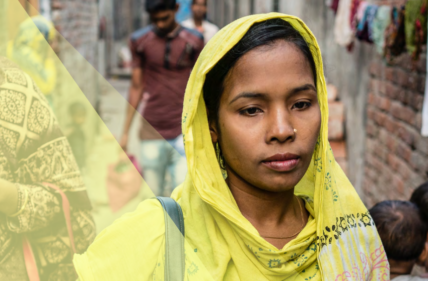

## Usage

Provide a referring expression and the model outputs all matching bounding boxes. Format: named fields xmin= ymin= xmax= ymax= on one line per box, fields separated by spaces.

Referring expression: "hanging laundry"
xmin=422 ymin=17 xmax=428 ymax=137
xmin=384 ymin=6 xmax=406 ymax=60
xmin=372 ymin=6 xmax=392 ymax=55
xmin=350 ymin=0 xmax=362 ymax=30
xmin=405 ymin=0 xmax=428 ymax=60
xmin=331 ymin=0 xmax=341 ymax=14
xmin=334 ymin=0 xmax=354 ymax=46
xmin=356 ymin=1 xmax=369 ymax=23
xmin=356 ymin=4 xmax=379 ymax=43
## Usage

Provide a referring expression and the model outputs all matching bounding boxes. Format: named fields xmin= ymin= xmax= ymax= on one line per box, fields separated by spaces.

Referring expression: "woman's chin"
xmin=255 ymin=180 xmax=300 ymax=193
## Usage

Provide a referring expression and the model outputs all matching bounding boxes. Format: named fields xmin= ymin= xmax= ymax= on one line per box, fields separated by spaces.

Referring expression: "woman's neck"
xmin=226 ymin=168 xmax=308 ymax=249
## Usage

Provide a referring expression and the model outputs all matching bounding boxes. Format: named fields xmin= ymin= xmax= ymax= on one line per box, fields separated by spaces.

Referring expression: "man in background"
xmin=120 ymin=0 xmax=204 ymax=196
xmin=182 ymin=0 xmax=219 ymax=44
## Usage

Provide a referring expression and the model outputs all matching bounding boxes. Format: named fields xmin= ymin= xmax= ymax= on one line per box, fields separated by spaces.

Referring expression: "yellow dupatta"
xmin=7 ymin=16 xmax=57 ymax=96
xmin=74 ymin=13 xmax=388 ymax=281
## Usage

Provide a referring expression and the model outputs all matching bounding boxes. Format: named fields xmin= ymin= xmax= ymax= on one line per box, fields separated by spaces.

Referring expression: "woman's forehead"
xmin=223 ymin=41 xmax=315 ymax=98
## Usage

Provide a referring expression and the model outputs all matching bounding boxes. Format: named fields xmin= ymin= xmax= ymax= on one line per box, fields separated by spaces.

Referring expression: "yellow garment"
xmin=74 ymin=13 xmax=389 ymax=280
xmin=7 ymin=16 xmax=57 ymax=95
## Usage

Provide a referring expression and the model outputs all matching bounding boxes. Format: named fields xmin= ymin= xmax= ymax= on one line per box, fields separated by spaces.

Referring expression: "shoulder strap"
xmin=157 ymin=197 xmax=185 ymax=281
xmin=24 ymin=183 xmax=76 ymax=281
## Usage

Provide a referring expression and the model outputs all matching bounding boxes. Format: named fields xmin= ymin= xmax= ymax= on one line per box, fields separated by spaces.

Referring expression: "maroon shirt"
xmin=129 ymin=25 xmax=204 ymax=140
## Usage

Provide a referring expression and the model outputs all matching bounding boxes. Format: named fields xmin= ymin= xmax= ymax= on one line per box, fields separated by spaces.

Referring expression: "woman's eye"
xmin=240 ymin=107 xmax=262 ymax=116
xmin=292 ymin=101 xmax=311 ymax=110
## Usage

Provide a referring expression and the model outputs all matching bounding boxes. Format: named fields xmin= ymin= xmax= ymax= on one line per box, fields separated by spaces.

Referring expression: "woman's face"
xmin=210 ymin=40 xmax=321 ymax=192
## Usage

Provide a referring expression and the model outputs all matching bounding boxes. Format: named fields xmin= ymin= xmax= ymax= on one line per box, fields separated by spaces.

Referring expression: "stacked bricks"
xmin=363 ymin=51 xmax=428 ymax=207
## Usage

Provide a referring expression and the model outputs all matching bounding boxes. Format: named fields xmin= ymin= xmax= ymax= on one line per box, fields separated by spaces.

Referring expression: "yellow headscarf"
xmin=74 ymin=14 xmax=389 ymax=281
xmin=7 ymin=15 xmax=57 ymax=96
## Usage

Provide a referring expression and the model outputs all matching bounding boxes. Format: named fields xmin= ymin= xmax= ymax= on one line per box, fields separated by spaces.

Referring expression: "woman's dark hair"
xmin=369 ymin=200 xmax=427 ymax=261
xmin=410 ymin=181 xmax=428 ymax=222
xmin=145 ymin=0 xmax=176 ymax=13
xmin=203 ymin=19 xmax=317 ymax=125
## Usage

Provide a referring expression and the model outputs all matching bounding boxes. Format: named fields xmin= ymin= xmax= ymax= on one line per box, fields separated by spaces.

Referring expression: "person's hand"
xmin=119 ymin=134 xmax=129 ymax=152
xmin=0 ymin=179 xmax=19 ymax=216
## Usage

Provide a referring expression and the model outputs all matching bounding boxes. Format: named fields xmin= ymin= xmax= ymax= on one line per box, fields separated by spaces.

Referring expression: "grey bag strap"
xmin=157 ymin=197 xmax=185 ymax=281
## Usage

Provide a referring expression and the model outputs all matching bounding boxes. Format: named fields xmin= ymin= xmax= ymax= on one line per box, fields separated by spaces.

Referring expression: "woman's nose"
xmin=265 ymin=110 xmax=295 ymax=143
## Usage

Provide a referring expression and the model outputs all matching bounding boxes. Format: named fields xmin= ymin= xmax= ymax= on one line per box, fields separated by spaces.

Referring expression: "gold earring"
xmin=294 ymin=129 xmax=297 ymax=133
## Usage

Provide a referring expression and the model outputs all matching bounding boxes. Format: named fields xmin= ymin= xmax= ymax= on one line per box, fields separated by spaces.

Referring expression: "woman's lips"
xmin=261 ymin=153 xmax=300 ymax=172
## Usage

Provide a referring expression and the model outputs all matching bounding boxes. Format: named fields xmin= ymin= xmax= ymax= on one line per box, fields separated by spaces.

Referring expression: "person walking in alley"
xmin=182 ymin=0 xmax=219 ymax=44
xmin=120 ymin=0 xmax=204 ymax=196
xmin=7 ymin=16 xmax=58 ymax=109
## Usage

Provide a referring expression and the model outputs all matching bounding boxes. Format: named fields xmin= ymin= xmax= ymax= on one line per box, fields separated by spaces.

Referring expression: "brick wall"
xmin=364 ymin=50 xmax=428 ymax=207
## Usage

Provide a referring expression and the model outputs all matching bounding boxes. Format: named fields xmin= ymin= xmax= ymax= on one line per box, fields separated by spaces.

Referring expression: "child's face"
xmin=417 ymin=235 xmax=428 ymax=275
xmin=72 ymin=112 xmax=86 ymax=125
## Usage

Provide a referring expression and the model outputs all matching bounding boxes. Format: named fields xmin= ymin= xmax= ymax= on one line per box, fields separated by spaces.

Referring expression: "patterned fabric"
xmin=384 ymin=6 xmax=406 ymax=60
xmin=356 ymin=5 xmax=379 ymax=43
xmin=372 ymin=6 xmax=392 ymax=55
xmin=0 ymin=57 xmax=95 ymax=281
xmin=74 ymin=14 xmax=388 ymax=281
xmin=405 ymin=0 xmax=428 ymax=60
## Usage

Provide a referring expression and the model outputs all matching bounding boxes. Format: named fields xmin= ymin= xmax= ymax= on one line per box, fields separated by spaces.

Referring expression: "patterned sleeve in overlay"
xmin=0 ymin=57 xmax=95 ymax=279
xmin=7 ymin=184 xmax=61 ymax=233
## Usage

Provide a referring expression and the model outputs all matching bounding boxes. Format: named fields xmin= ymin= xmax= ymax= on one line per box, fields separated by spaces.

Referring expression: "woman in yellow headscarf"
xmin=7 ymin=15 xmax=57 ymax=108
xmin=74 ymin=14 xmax=389 ymax=280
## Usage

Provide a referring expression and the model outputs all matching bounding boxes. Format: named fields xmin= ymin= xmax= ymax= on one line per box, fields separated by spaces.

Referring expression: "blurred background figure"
xmin=182 ymin=0 xmax=219 ymax=44
xmin=66 ymin=102 xmax=88 ymax=171
xmin=120 ymin=0 xmax=204 ymax=196
xmin=7 ymin=15 xmax=57 ymax=109
xmin=370 ymin=201 xmax=428 ymax=281
xmin=0 ymin=57 xmax=95 ymax=281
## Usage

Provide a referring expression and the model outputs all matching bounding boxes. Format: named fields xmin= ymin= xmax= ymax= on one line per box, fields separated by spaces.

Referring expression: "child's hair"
xmin=145 ymin=0 xmax=177 ymax=13
xmin=369 ymin=200 xmax=427 ymax=261
xmin=410 ymin=181 xmax=428 ymax=221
